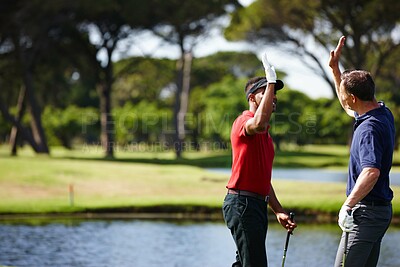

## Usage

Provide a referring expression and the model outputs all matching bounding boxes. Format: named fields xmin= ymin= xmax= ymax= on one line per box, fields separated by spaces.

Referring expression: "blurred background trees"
xmin=0 ymin=0 xmax=399 ymax=158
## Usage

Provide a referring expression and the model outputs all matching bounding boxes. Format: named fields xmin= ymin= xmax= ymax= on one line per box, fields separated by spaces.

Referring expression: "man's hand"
xmin=262 ymin=52 xmax=277 ymax=83
xmin=338 ymin=205 xmax=354 ymax=232
xmin=329 ymin=36 xmax=346 ymax=69
xmin=276 ymin=212 xmax=297 ymax=232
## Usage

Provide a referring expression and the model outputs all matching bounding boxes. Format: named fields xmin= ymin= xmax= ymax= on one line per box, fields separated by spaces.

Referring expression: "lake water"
xmin=208 ymin=168 xmax=400 ymax=186
xmin=1 ymin=219 xmax=400 ymax=267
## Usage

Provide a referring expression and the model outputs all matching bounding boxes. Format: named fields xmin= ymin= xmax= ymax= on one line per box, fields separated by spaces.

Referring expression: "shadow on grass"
xmin=122 ymin=154 xmax=233 ymax=168
xmin=61 ymin=149 xmax=348 ymax=169
xmin=61 ymin=153 xmax=233 ymax=168
xmin=276 ymin=150 xmax=341 ymax=157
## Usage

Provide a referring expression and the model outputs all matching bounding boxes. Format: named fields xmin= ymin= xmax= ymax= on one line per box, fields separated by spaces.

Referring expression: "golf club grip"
xmin=288 ymin=212 xmax=295 ymax=235
xmin=289 ymin=212 xmax=295 ymax=221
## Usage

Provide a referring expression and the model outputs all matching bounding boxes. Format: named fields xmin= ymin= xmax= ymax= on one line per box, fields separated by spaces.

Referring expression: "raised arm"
xmin=328 ymin=36 xmax=354 ymax=117
xmin=245 ymin=83 xmax=275 ymax=135
xmin=245 ymin=52 xmax=276 ymax=135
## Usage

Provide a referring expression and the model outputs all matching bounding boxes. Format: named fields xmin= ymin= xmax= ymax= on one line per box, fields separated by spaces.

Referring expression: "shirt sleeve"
xmin=358 ymin=129 xmax=382 ymax=169
xmin=233 ymin=114 xmax=251 ymax=138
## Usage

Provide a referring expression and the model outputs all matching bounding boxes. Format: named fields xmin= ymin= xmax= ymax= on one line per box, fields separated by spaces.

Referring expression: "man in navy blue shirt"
xmin=329 ymin=36 xmax=395 ymax=267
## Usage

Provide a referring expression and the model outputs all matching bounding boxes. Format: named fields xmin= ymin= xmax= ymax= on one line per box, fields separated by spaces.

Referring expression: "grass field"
xmin=1 ymin=144 xmax=399 ymax=222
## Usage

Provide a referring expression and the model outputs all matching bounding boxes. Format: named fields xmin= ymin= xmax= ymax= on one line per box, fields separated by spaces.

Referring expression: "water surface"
xmin=1 ymin=219 xmax=399 ymax=267
xmin=208 ymin=168 xmax=400 ymax=185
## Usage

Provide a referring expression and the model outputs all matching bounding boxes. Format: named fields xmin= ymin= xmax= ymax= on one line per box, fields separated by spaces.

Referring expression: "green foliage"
xmin=224 ymin=0 xmax=400 ymax=148
xmin=268 ymin=90 xmax=353 ymax=147
xmin=152 ymin=0 xmax=241 ymax=34
xmin=0 ymin=51 xmax=364 ymax=151
xmin=270 ymin=89 xmax=315 ymax=146
xmin=113 ymin=57 xmax=176 ymax=107
xmin=226 ymin=0 xmax=400 ymax=96
xmin=192 ymin=52 xmax=262 ymax=86
xmin=1 ymin=1 xmax=398 ymax=152
xmin=188 ymin=74 xmax=353 ymax=149
xmin=42 ymin=106 xmax=99 ymax=148
xmin=113 ymin=101 xmax=172 ymax=145
xmin=0 ymin=115 xmax=11 ymax=143
xmin=188 ymin=76 xmax=247 ymax=147
xmin=316 ymin=99 xmax=353 ymax=144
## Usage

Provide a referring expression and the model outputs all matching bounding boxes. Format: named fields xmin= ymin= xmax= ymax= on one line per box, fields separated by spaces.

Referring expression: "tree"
xmin=0 ymin=0 xmax=77 ymax=154
xmin=225 ymin=0 xmax=400 ymax=96
xmin=113 ymin=57 xmax=175 ymax=107
xmin=148 ymin=0 xmax=241 ymax=158
xmin=188 ymin=51 xmax=262 ymax=149
xmin=73 ymin=0 xmax=155 ymax=158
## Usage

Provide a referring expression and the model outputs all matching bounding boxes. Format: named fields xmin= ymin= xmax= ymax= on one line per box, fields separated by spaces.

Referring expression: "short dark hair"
xmin=341 ymin=70 xmax=375 ymax=101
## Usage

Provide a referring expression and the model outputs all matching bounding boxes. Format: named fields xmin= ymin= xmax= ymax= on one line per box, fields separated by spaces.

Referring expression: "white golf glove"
xmin=338 ymin=205 xmax=354 ymax=232
xmin=261 ymin=52 xmax=277 ymax=83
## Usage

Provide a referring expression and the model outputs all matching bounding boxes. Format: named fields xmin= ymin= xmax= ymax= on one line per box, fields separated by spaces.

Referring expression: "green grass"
xmin=273 ymin=144 xmax=350 ymax=168
xmin=0 ymin=155 xmax=224 ymax=212
xmin=0 ymin=144 xmax=399 ymax=220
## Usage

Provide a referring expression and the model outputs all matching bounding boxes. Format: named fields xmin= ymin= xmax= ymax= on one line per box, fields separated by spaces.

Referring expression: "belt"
xmin=359 ymin=200 xmax=391 ymax=206
xmin=227 ymin=189 xmax=269 ymax=202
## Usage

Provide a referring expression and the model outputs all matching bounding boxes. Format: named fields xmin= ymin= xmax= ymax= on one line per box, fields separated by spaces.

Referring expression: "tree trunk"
xmin=0 ymin=96 xmax=40 ymax=152
xmin=93 ymin=44 xmax=116 ymax=159
xmin=173 ymin=51 xmax=193 ymax=158
xmin=23 ymin=69 xmax=49 ymax=154
xmin=12 ymin=33 xmax=49 ymax=154
xmin=178 ymin=52 xmax=193 ymax=148
xmin=9 ymin=86 xmax=27 ymax=156
xmin=98 ymin=81 xmax=114 ymax=158
xmin=173 ymin=55 xmax=184 ymax=158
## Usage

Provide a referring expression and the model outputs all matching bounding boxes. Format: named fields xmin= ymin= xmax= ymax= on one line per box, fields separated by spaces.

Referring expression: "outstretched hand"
xmin=328 ymin=36 xmax=346 ymax=69
xmin=262 ymin=52 xmax=277 ymax=83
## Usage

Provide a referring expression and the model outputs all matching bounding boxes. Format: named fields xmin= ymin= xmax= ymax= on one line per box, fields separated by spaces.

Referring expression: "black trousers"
xmin=222 ymin=193 xmax=269 ymax=267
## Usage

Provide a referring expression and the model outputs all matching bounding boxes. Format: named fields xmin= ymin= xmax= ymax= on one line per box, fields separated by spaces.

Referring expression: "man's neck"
xmin=355 ymin=99 xmax=380 ymax=116
xmin=249 ymin=102 xmax=257 ymax=113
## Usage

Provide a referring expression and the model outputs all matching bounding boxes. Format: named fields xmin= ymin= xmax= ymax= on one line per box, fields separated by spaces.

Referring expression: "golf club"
xmin=342 ymin=209 xmax=352 ymax=266
xmin=343 ymin=231 xmax=349 ymax=266
xmin=281 ymin=212 xmax=295 ymax=267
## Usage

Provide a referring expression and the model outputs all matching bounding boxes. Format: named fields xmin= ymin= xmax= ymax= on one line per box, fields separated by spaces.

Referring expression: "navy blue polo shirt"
xmin=347 ymin=102 xmax=395 ymax=202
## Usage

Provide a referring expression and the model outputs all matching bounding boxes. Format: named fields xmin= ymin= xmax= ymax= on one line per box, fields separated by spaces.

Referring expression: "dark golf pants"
xmin=223 ymin=193 xmax=269 ymax=267
xmin=334 ymin=203 xmax=392 ymax=267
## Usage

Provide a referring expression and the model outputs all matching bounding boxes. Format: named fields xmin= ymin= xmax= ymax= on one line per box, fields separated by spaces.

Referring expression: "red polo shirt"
xmin=226 ymin=110 xmax=274 ymax=196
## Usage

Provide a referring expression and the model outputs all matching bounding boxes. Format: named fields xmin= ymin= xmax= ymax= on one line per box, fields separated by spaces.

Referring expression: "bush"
xmin=42 ymin=105 xmax=100 ymax=148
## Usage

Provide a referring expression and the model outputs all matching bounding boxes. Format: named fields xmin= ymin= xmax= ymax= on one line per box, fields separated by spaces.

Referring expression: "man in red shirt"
xmin=222 ymin=53 xmax=297 ymax=267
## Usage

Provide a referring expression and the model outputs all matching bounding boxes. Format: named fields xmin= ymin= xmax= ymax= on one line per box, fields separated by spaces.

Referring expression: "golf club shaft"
xmin=281 ymin=212 xmax=295 ymax=267
xmin=342 ymin=209 xmax=352 ymax=266
xmin=343 ymin=231 xmax=349 ymax=266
